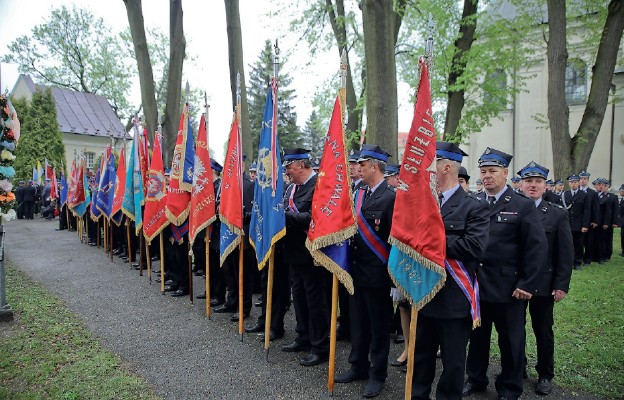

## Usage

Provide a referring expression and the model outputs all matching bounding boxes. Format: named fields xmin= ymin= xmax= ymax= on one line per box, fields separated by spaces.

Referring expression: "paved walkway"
xmin=4 ymin=218 xmax=608 ymax=399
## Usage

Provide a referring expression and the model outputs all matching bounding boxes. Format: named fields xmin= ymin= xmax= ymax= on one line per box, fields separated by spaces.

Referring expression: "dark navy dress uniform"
xmin=527 ymin=200 xmax=573 ymax=380
xmin=282 ymin=149 xmax=330 ymax=359
xmin=516 ymin=162 xmax=573 ymax=393
xmin=596 ymin=184 xmax=614 ymax=263
xmin=561 ymin=176 xmax=591 ymax=267
xmin=349 ymin=179 xmax=395 ymax=383
xmin=465 ymin=151 xmax=547 ymax=400
xmin=411 ymin=142 xmax=490 ymax=400
xmin=579 ymin=172 xmax=600 ymax=264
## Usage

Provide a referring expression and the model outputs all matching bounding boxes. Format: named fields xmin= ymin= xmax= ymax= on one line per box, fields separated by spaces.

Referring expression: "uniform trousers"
xmin=525 ymin=295 xmax=555 ymax=380
xmin=466 ymin=300 xmax=526 ymax=399
xmin=337 ymin=285 xmax=351 ymax=337
xmin=571 ymin=231 xmax=584 ymax=266
xmin=348 ymin=286 xmax=393 ymax=382
xmin=165 ymin=239 xmax=189 ymax=292
xmin=289 ymin=262 xmax=331 ymax=355
xmin=605 ymin=226 xmax=614 ymax=260
xmin=583 ymin=227 xmax=595 ymax=263
xmin=411 ymin=315 xmax=472 ymax=400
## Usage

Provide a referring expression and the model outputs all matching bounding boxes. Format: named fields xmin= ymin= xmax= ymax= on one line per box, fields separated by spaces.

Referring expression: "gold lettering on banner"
xmin=319 ymin=163 xmax=346 ymax=217
xmin=191 ymin=194 xmax=216 ymax=218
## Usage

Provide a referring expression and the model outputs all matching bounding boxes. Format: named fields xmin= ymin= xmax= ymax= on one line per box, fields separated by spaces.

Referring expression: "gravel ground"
xmin=3 ymin=218 xmax=610 ymax=400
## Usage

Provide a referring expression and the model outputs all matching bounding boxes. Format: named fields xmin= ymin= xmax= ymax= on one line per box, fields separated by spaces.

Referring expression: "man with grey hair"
xmin=280 ymin=148 xmax=330 ymax=368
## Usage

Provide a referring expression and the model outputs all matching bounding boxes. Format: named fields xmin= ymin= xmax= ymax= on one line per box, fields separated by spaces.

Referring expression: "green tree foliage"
xmin=247 ymin=40 xmax=301 ymax=153
xmin=300 ymin=110 xmax=326 ymax=159
xmin=3 ymin=5 xmax=132 ymax=121
xmin=396 ymin=0 xmax=538 ymax=141
xmin=13 ymin=89 xmax=65 ymax=181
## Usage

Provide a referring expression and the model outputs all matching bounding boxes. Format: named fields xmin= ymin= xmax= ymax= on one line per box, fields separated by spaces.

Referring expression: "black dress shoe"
xmin=132 ymin=263 xmax=140 ymax=270
xmin=194 ymin=269 xmax=205 ymax=276
xmin=281 ymin=341 xmax=310 ymax=353
xmin=244 ymin=323 xmax=264 ymax=333
xmin=196 ymin=293 xmax=206 ymax=299
xmin=390 ymin=359 xmax=407 ymax=367
xmin=300 ymin=353 xmax=328 ymax=367
xmin=210 ymin=298 xmax=224 ymax=307
xmin=113 ymin=249 xmax=121 ymax=255
xmin=363 ymin=380 xmax=384 ymax=398
xmin=258 ymin=330 xmax=284 ymax=341
xmin=213 ymin=304 xmax=236 ymax=313
xmin=164 ymin=285 xmax=178 ymax=292
xmin=334 ymin=369 xmax=368 ymax=383
xmin=170 ymin=289 xmax=188 ymax=297
xmin=462 ymin=381 xmax=487 ymax=396
xmin=164 ymin=280 xmax=174 ymax=286
xmin=123 ymin=258 xmax=130 ymax=263
xmin=394 ymin=334 xmax=404 ymax=344
xmin=536 ymin=377 xmax=553 ymax=395
xmin=55 ymin=228 xmax=65 ymax=231
xmin=230 ymin=312 xmax=249 ymax=322
xmin=151 ymin=256 xmax=159 ymax=261
xmin=119 ymin=253 xmax=128 ymax=258
xmin=254 ymin=297 xmax=263 ymax=307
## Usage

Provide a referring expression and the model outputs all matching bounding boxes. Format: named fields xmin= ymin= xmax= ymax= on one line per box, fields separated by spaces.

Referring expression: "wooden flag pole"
xmin=187 ymin=241 xmax=194 ymax=303
xmin=264 ymin=248 xmax=275 ymax=354
xmin=404 ymin=306 xmax=418 ymax=400
xmin=139 ymin=233 xmax=144 ymax=276
xmin=104 ymin=219 xmax=108 ymax=252
xmin=328 ymin=275 xmax=339 ymax=394
xmin=110 ymin=219 xmax=114 ymax=261
xmin=97 ymin=220 xmax=101 ymax=248
xmin=85 ymin=214 xmax=89 ymax=243
xmin=205 ymin=234 xmax=211 ymax=319
xmin=159 ymin=233 xmax=165 ymax=293
xmin=65 ymin=206 xmax=70 ymax=231
xmin=238 ymin=239 xmax=244 ymax=339
xmin=145 ymin=239 xmax=152 ymax=284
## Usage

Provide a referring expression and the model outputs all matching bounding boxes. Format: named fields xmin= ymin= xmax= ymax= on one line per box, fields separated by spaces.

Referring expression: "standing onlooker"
xmin=561 ymin=175 xmax=591 ymax=270
xmin=22 ymin=181 xmax=37 ymax=219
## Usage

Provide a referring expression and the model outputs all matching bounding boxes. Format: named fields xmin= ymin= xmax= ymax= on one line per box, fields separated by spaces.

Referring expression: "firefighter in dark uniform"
xmin=579 ymin=171 xmax=599 ymax=265
xmin=595 ymin=178 xmax=613 ymax=264
xmin=463 ymin=148 xmax=547 ymax=400
xmin=410 ymin=142 xmax=489 ymax=400
xmin=279 ymin=148 xmax=331 ymax=367
xmin=518 ymin=161 xmax=573 ymax=396
xmin=604 ymin=180 xmax=619 ymax=261
xmin=511 ymin=176 xmax=522 ymax=193
xmin=335 ymin=144 xmax=395 ymax=398
xmin=561 ymin=174 xmax=591 ymax=270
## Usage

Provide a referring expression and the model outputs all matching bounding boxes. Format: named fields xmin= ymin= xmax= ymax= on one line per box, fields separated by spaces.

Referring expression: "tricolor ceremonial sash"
xmin=170 ymin=221 xmax=189 ymax=244
xmin=355 ymin=188 xmax=389 ymax=264
xmin=445 ymin=259 xmax=481 ymax=328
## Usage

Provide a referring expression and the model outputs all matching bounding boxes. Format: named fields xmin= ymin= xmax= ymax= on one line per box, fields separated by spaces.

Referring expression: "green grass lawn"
xmin=0 ymin=264 xmax=159 ymax=400
xmin=524 ymin=228 xmax=624 ymax=397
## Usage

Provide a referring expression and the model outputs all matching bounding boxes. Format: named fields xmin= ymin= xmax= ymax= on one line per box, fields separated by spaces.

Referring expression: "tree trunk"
xmin=443 ymin=0 xmax=478 ymax=141
xmin=326 ymin=0 xmax=363 ymax=138
xmin=546 ymin=0 xmax=572 ymax=180
xmin=573 ymin=0 xmax=624 ymax=171
xmin=123 ymin=0 xmax=158 ymax=145
xmin=161 ymin=0 xmax=185 ymax=166
xmin=362 ymin=0 xmax=400 ymax=159
xmin=224 ymin=0 xmax=252 ymax=162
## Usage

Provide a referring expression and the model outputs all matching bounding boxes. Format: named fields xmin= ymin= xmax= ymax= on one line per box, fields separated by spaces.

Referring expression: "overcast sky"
xmin=0 ymin=0 xmax=414 ymax=162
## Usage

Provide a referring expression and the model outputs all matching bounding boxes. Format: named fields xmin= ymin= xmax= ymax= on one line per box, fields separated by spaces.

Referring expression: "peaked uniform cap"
xmin=458 ymin=166 xmax=470 ymax=181
xmin=348 ymin=149 xmax=361 ymax=163
xmin=357 ymin=144 xmax=390 ymax=163
xmin=384 ymin=164 xmax=399 ymax=177
xmin=436 ymin=142 xmax=468 ymax=162
xmin=478 ymin=147 xmax=512 ymax=168
xmin=283 ymin=148 xmax=311 ymax=166
xmin=518 ymin=161 xmax=549 ymax=179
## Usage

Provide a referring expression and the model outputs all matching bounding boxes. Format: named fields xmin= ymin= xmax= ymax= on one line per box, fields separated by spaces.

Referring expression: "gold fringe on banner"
xmin=218 ymin=216 xmax=243 ymax=267
xmin=249 ymin=227 xmax=286 ymax=271
xmin=189 ymin=215 xmax=217 ymax=246
xmin=387 ymin=236 xmax=446 ymax=311
xmin=165 ymin=206 xmax=190 ymax=228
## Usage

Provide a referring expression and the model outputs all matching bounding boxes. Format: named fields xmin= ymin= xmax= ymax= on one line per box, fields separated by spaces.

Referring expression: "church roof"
xmin=13 ymin=75 xmax=130 ymax=139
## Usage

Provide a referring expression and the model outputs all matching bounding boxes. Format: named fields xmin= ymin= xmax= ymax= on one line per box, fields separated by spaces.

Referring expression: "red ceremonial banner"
xmin=165 ymin=108 xmax=192 ymax=225
xmin=389 ymin=60 xmax=446 ymax=268
xmin=111 ymin=147 xmax=126 ymax=225
xmin=143 ymin=133 xmax=170 ymax=243
xmin=306 ymin=90 xmax=357 ymax=293
xmin=189 ymin=114 xmax=216 ymax=245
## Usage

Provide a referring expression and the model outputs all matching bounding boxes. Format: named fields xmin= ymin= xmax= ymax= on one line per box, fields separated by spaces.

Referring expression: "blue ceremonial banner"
xmin=59 ymin=171 xmax=68 ymax=207
xmin=132 ymin=127 xmax=145 ymax=232
xmin=122 ymin=128 xmax=137 ymax=223
xmin=249 ymin=80 xmax=286 ymax=270
xmin=96 ymin=152 xmax=116 ymax=218
xmin=90 ymin=159 xmax=102 ymax=221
